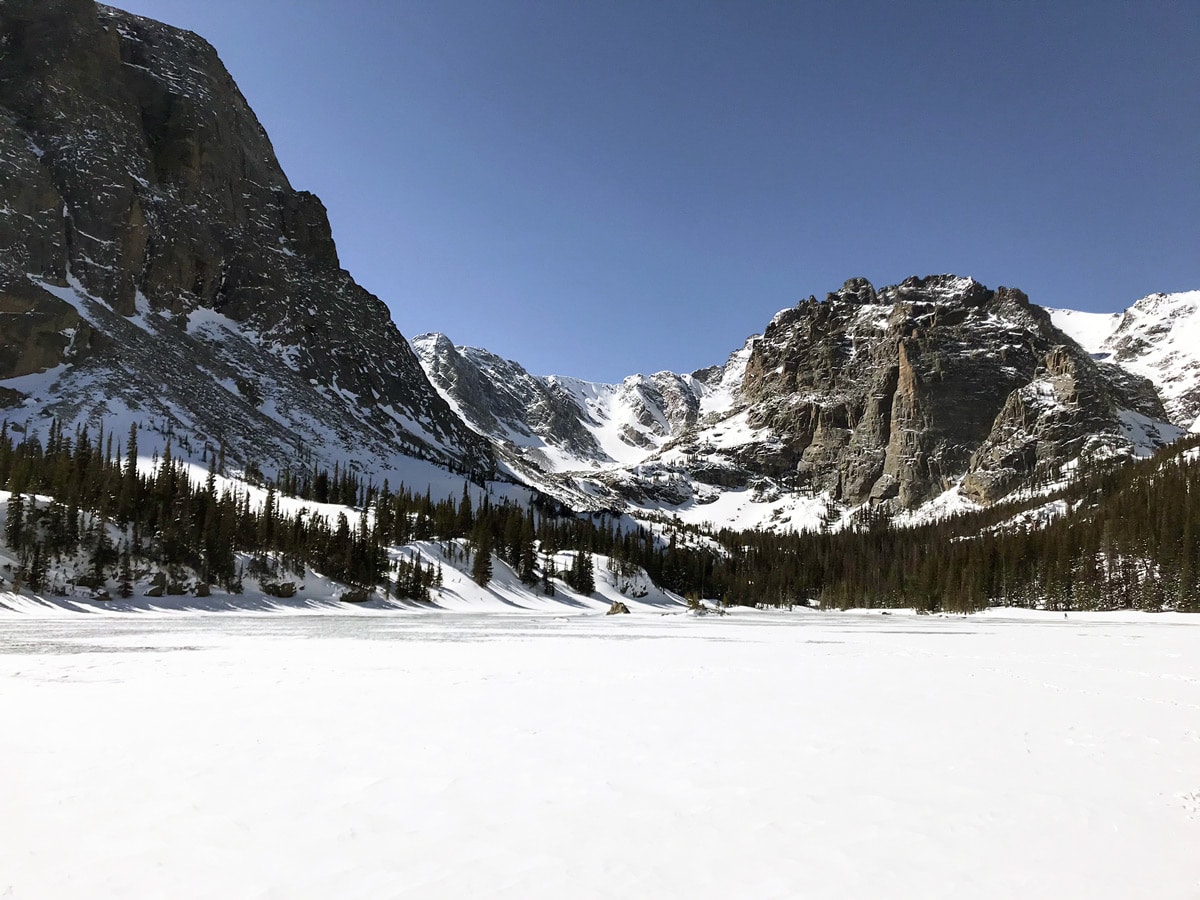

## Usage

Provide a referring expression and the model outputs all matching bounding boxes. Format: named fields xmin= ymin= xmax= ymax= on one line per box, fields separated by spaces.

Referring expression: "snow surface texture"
xmin=0 ymin=607 xmax=1197 ymax=899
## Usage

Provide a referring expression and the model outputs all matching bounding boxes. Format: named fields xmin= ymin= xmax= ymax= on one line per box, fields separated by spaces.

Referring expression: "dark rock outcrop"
xmin=0 ymin=0 xmax=489 ymax=479
xmin=663 ymin=275 xmax=1177 ymax=512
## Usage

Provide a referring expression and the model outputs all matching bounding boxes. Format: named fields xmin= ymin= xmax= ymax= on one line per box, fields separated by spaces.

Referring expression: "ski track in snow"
xmin=0 ymin=607 xmax=1197 ymax=899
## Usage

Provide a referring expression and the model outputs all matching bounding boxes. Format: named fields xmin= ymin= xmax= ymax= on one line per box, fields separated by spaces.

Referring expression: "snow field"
xmin=1047 ymin=307 xmax=1124 ymax=355
xmin=1 ymin=609 xmax=1197 ymax=899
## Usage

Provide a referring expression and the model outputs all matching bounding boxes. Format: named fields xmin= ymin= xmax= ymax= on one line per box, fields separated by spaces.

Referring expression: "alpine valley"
xmin=2 ymin=0 xmax=1198 ymax=612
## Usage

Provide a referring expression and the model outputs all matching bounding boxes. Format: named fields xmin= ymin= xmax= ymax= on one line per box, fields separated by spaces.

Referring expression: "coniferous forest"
xmin=2 ymin=420 xmax=1198 ymax=613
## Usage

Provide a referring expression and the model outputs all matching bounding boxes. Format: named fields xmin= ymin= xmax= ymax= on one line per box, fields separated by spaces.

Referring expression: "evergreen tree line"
xmin=0 ymin=422 xmax=383 ymax=593
xmin=3 ymin=419 xmax=1199 ymax=611
xmin=704 ymin=438 xmax=1200 ymax=613
xmin=0 ymin=423 xmax=623 ymax=599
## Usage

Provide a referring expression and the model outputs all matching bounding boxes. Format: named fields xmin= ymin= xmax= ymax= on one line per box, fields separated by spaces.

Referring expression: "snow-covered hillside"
xmin=1051 ymin=291 xmax=1200 ymax=431
xmin=0 ymin=277 xmax=486 ymax=493
xmin=411 ymin=333 xmax=754 ymax=475
xmin=1102 ymin=291 xmax=1200 ymax=431
xmin=0 ymin=476 xmax=682 ymax=616
xmin=0 ymin=542 xmax=683 ymax=617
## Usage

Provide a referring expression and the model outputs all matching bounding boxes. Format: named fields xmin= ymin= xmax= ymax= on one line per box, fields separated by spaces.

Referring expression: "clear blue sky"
xmin=117 ymin=0 xmax=1198 ymax=382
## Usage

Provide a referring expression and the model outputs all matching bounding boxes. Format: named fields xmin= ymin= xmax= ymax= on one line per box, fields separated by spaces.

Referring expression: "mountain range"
xmin=415 ymin=278 xmax=1191 ymax=531
xmin=1 ymin=0 xmax=1195 ymax=535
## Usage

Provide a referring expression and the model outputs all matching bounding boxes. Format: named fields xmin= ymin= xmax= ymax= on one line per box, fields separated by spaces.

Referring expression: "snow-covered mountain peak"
xmin=1048 ymin=291 xmax=1200 ymax=430
xmin=1 ymin=0 xmax=1194 ymax=548
xmin=883 ymin=274 xmax=989 ymax=305
xmin=1110 ymin=290 xmax=1200 ymax=347
xmin=414 ymin=277 xmax=1182 ymax=533
xmin=411 ymin=332 xmax=750 ymax=477
xmin=1103 ymin=290 xmax=1200 ymax=430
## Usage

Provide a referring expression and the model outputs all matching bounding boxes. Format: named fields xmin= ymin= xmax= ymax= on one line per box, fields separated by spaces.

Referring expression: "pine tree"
xmin=116 ymin=422 xmax=139 ymax=522
xmin=26 ymin=541 xmax=47 ymax=591
xmin=457 ymin=481 xmax=474 ymax=536
xmin=580 ymin=550 xmax=595 ymax=594
xmin=5 ymin=491 xmax=25 ymax=551
xmin=567 ymin=550 xmax=595 ymax=595
xmin=118 ymin=549 xmax=134 ymax=598
xmin=517 ymin=520 xmax=538 ymax=585
xmin=89 ymin=520 xmax=116 ymax=584
xmin=259 ymin=484 xmax=277 ymax=549
xmin=3 ymin=487 xmax=24 ymax=549
xmin=471 ymin=529 xmax=493 ymax=587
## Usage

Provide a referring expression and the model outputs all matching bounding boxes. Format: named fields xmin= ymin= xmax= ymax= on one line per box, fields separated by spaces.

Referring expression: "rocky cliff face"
xmin=411 ymin=334 xmax=614 ymax=469
xmin=728 ymin=275 xmax=1175 ymax=508
xmin=418 ymin=275 xmax=1180 ymax=528
xmin=0 ymin=0 xmax=489 ymax=479
xmin=0 ymin=2 xmax=1186 ymax=528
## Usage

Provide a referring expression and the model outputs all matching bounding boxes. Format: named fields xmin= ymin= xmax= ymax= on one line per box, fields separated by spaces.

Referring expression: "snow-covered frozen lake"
xmin=2 ymin=607 xmax=1197 ymax=899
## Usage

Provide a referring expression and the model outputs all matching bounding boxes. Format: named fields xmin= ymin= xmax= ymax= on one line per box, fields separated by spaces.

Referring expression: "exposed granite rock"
xmin=674 ymin=275 xmax=1176 ymax=511
xmin=0 ymin=0 xmax=489 ymax=478
xmin=0 ymin=271 xmax=81 ymax=379
xmin=416 ymin=269 xmax=1179 ymax=519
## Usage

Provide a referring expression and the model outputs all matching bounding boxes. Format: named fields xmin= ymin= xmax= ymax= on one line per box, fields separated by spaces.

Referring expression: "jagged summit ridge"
xmin=1099 ymin=291 xmax=1200 ymax=431
xmin=410 ymin=332 xmax=753 ymax=475
xmin=418 ymin=275 xmax=1181 ymax=529
xmin=675 ymin=275 xmax=1176 ymax=512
